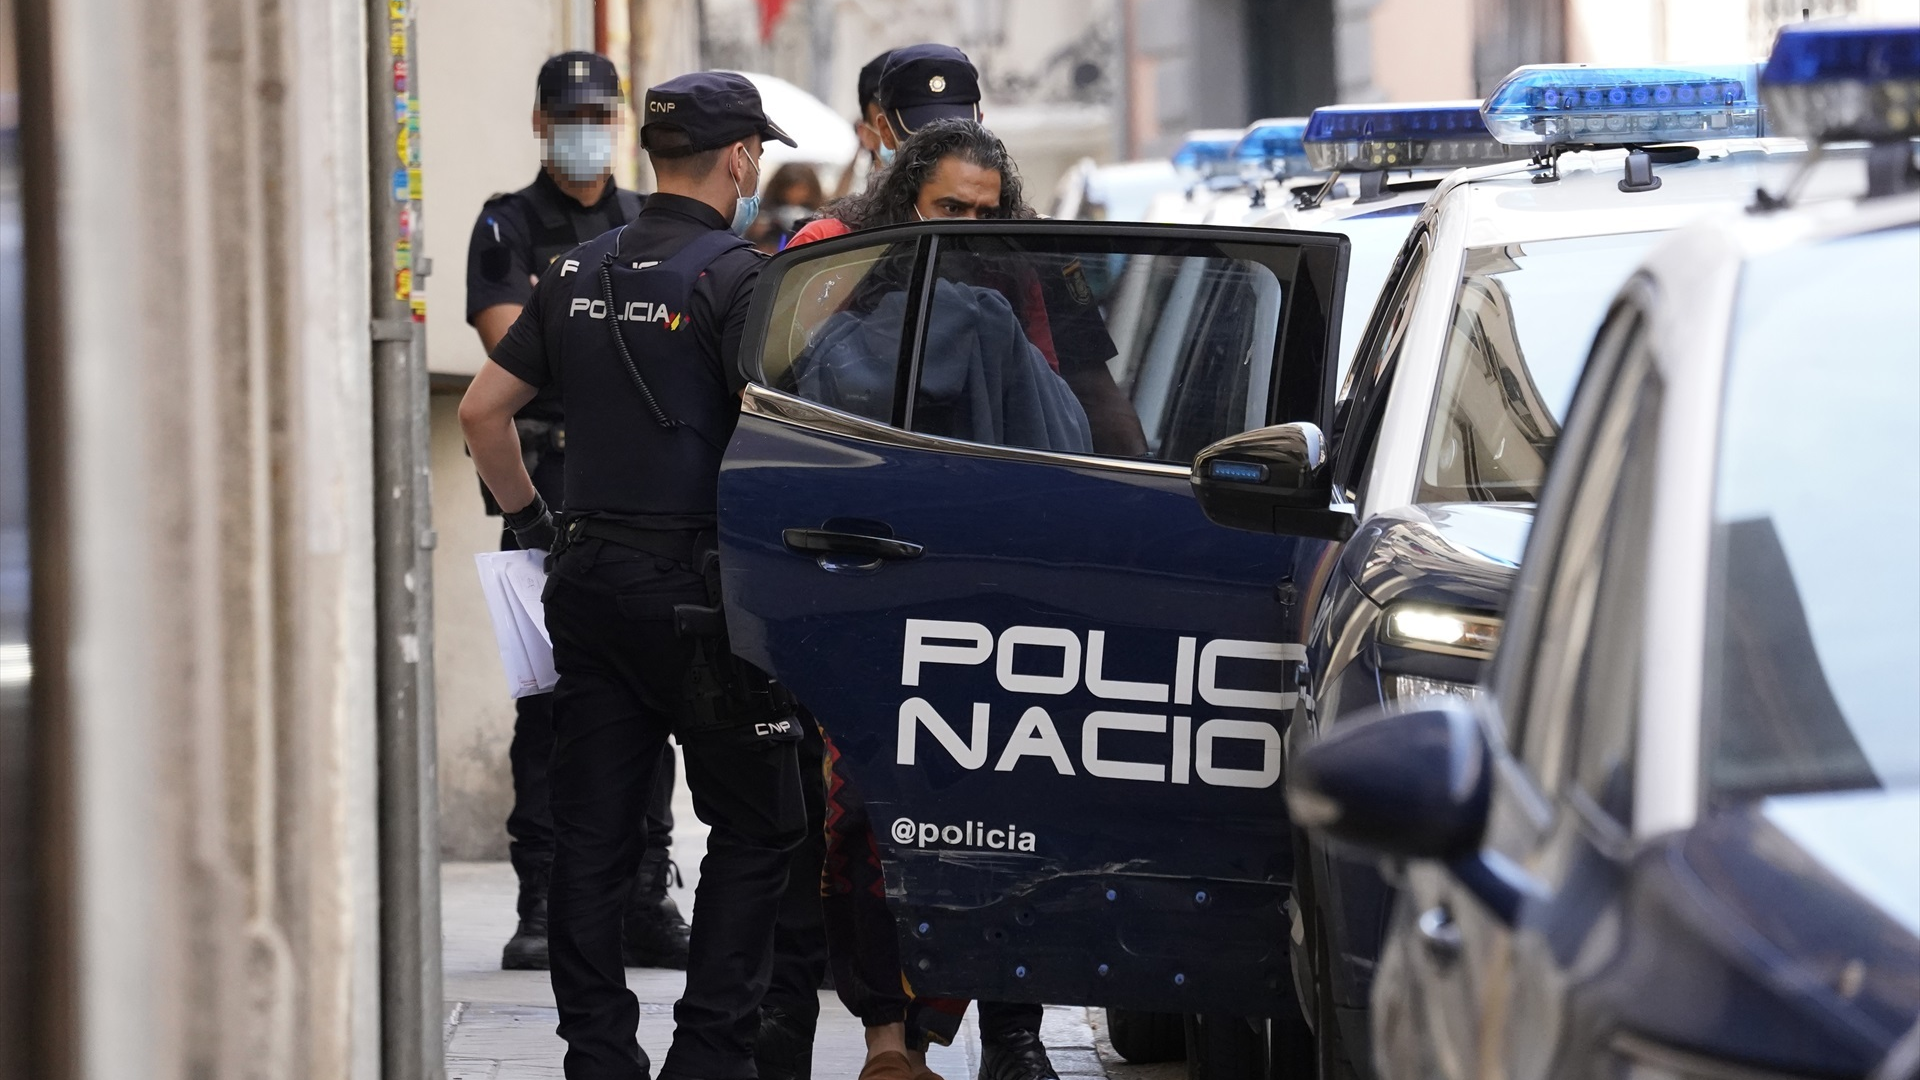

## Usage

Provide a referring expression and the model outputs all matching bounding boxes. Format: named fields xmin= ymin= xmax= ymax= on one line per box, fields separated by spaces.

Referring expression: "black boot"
xmin=621 ymin=850 xmax=691 ymax=969
xmin=979 ymin=1029 xmax=1059 ymax=1080
xmin=753 ymin=1005 xmax=817 ymax=1080
xmin=501 ymin=881 xmax=549 ymax=971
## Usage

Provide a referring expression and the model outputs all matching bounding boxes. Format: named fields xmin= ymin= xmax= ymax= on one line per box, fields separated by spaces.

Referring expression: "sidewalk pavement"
xmin=442 ymin=750 xmax=1180 ymax=1080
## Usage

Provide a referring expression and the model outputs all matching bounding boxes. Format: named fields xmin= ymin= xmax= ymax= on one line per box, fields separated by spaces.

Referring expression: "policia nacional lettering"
xmin=895 ymin=619 xmax=1299 ymax=790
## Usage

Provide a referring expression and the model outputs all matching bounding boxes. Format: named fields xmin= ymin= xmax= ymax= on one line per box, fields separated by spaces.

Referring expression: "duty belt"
xmin=564 ymin=517 xmax=799 ymax=746
xmin=565 ymin=517 xmax=711 ymax=566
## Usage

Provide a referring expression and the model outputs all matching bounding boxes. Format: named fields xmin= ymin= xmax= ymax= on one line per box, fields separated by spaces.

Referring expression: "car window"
xmin=1512 ymin=308 xmax=1656 ymax=805
xmin=918 ymin=236 xmax=1286 ymax=462
xmin=1333 ymin=230 xmax=1431 ymax=500
xmin=757 ymin=227 xmax=1343 ymax=465
xmin=1704 ymin=225 xmax=1920 ymax=803
xmin=1567 ymin=368 xmax=1659 ymax=824
xmin=1417 ymin=231 xmax=1665 ymax=504
xmin=1327 ymin=209 xmax=1424 ymax=386
xmin=759 ymin=237 xmax=918 ymax=425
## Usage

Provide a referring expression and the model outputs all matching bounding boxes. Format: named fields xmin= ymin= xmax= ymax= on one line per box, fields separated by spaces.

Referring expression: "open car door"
xmin=719 ymin=220 xmax=1349 ymax=1017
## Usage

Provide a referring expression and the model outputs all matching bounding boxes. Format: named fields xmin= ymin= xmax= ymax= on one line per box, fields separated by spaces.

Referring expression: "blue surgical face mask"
xmin=730 ymin=147 xmax=761 ymax=236
xmin=545 ymin=122 xmax=617 ymax=183
xmin=876 ymin=143 xmax=896 ymax=168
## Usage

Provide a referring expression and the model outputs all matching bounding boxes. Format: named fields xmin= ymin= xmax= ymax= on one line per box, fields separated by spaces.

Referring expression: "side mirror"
xmin=1191 ymin=422 xmax=1354 ymax=541
xmin=1285 ymin=699 xmax=1491 ymax=861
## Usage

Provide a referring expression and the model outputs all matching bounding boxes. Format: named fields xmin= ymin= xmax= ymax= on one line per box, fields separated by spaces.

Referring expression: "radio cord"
xmin=600 ymin=248 xmax=677 ymax=430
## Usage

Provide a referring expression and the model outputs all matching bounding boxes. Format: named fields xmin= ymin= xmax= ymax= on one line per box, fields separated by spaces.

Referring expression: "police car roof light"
xmin=1481 ymin=63 xmax=1766 ymax=148
xmin=1234 ymin=118 xmax=1317 ymax=179
xmin=1761 ymin=22 xmax=1920 ymax=142
xmin=1301 ymin=101 xmax=1528 ymax=173
xmin=1171 ymin=130 xmax=1245 ymax=177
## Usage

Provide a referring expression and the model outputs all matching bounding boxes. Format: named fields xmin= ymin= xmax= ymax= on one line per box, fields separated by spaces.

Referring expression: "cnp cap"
xmin=857 ymin=50 xmax=895 ymax=114
xmin=537 ymin=51 xmax=623 ymax=111
xmin=640 ymin=71 xmax=798 ymax=155
xmin=879 ymin=44 xmax=982 ymax=135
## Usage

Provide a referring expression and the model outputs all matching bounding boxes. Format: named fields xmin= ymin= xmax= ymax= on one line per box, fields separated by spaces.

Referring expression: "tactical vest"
xmin=554 ymin=227 xmax=754 ymax=523
xmin=480 ymin=182 xmax=643 ymax=517
xmin=498 ymin=183 xmax=643 ymax=277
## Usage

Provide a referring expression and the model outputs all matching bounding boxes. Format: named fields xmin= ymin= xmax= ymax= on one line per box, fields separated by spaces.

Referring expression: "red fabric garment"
xmin=786 ymin=216 xmax=851 ymax=247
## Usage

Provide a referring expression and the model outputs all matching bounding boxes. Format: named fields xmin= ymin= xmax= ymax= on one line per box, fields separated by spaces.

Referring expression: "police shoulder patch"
xmin=1061 ymin=259 xmax=1094 ymax=306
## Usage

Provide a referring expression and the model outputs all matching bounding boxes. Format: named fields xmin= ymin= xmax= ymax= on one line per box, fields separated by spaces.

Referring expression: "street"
xmin=3 ymin=0 xmax=1917 ymax=1078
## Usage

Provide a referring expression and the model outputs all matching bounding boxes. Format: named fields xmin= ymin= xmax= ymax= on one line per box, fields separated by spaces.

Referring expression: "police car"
xmin=1249 ymin=102 xmax=1531 ymax=387
xmin=717 ymin=196 xmax=1358 ymax=1076
xmin=1197 ymin=117 xmax=1314 ymax=227
xmin=1052 ymin=157 xmax=1185 ymax=223
xmin=1286 ymin=22 xmax=1920 ymax=1079
xmin=1143 ymin=128 xmax=1248 ymax=223
xmin=1190 ymin=61 xmax=1890 ymax=1078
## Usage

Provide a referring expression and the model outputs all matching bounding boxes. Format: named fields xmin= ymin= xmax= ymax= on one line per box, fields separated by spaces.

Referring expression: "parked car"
xmin=1232 ymin=64 xmax=1877 ymax=1080
xmin=1286 ymin=22 xmax=1920 ymax=1080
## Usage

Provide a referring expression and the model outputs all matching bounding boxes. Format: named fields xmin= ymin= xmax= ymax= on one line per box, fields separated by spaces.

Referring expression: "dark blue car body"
xmin=1287 ymin=503 xmax=1530 ymax=1066
xmin=718 ymin=219 xmax=1352 ymax=1020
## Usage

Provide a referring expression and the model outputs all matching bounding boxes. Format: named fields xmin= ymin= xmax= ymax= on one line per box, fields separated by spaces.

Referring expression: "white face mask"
xmin=545 ymin=122 xmax=617 ymax=183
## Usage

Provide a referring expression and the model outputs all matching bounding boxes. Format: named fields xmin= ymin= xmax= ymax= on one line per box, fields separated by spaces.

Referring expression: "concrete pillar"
xmin=18 ymin=0 xmax=383 ymax=1074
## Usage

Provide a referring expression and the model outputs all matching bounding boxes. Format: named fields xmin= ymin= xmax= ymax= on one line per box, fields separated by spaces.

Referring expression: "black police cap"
xmin=857 ymin=50 xmax=895 ymax=113
xmin=878 ymin=44 xmax=981 ymax=136
xmin=537 ymin=51 xmax=622 ymax=112
xmin=640 ymin=71 xmax=798 ymax=155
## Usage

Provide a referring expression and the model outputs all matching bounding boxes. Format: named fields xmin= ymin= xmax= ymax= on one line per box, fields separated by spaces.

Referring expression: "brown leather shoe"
xmin=857 ymin=1051 xmax=928 ymax=1080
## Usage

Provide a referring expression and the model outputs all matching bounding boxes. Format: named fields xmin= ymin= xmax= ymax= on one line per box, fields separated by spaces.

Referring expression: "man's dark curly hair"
xmin=819 ymin=118 xmax=1037 ymax=230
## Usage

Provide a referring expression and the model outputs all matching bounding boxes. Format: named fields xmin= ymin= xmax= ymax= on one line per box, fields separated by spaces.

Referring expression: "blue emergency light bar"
xmin=1301 ymin=101 xmax=1527 ymax=172
xmin=1171 ymin=130 xmax=1245 ymax=177
xmin=1761 ymin=22 xmax=1920 ymax=141
xmin=1481 ymin=64 xmax=1765 ymax=147
xmin=1234 ymin=118 xmax=1314 ymax=180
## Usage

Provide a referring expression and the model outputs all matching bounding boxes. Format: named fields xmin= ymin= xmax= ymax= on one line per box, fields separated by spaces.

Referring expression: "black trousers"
xmin=761 ymin=717 xmax=829 ymax=1031
xmin=504 ymin=523 xmax=678 ymax=901
xmin=545 ymin=535 xmax=805 ymax=1080
xmin=507 ymin=691 xmax=678 ymax=897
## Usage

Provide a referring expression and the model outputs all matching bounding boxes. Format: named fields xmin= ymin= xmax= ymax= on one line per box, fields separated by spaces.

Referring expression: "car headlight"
xmin=1381 ymin=604 xmax=1502 ymax=660
xmin=1615 ymin=1032 xmax=1820 ymax=1080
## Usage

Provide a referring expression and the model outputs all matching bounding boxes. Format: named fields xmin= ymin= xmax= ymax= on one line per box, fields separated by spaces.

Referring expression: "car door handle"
xmin=1416 ymin=904 xmax=1462 ymax=964
xmin=781 ymin=528 xmax=924 ymax=561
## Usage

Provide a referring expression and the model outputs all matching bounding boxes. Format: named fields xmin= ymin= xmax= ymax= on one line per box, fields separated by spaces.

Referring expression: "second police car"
xmin=1286 ymin=21 xmax=1920 ymax=1080
xmin=1188 ymin=52 xmax=1896 ymax=1079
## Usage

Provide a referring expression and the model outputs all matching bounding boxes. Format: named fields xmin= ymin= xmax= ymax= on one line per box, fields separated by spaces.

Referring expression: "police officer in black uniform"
xmin=465 ymin=50 xmax=692 ymax=975
xmin=458 ymin=71 xmax=805 ymax=1080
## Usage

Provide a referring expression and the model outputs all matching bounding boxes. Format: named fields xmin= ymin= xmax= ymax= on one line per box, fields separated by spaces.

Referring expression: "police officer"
xmin=464 ymin=50 xmax=692 ymax=975
xmin=828 ymin=50 xmax=895 ymax=200
xmin=458 ymin=71 xmax=804 ymax=1080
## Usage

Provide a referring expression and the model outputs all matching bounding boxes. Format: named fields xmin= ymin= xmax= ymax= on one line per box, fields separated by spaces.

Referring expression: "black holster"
xmin=671 ymin=550 xmax=801 ymax=747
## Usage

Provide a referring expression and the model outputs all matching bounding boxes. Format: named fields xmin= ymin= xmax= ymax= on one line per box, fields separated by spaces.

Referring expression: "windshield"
xmin=1417 ymin=231 xmax=1666 ymax=502
xmin=1704 ymin=225 xmax=1920 ymax=803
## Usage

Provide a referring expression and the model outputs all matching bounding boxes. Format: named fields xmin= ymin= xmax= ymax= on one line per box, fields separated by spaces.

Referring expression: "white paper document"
xmin=475 ymin=549 xmax=557 ymax=698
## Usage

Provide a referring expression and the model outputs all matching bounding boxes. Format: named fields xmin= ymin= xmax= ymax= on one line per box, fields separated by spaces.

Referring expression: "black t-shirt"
xmin=489 ymin=193 xmax=767 ymax=524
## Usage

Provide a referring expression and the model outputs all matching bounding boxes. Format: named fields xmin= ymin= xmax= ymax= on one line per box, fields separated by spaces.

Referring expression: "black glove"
xmin=503 ymin=492 xmax=558 ymax=554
